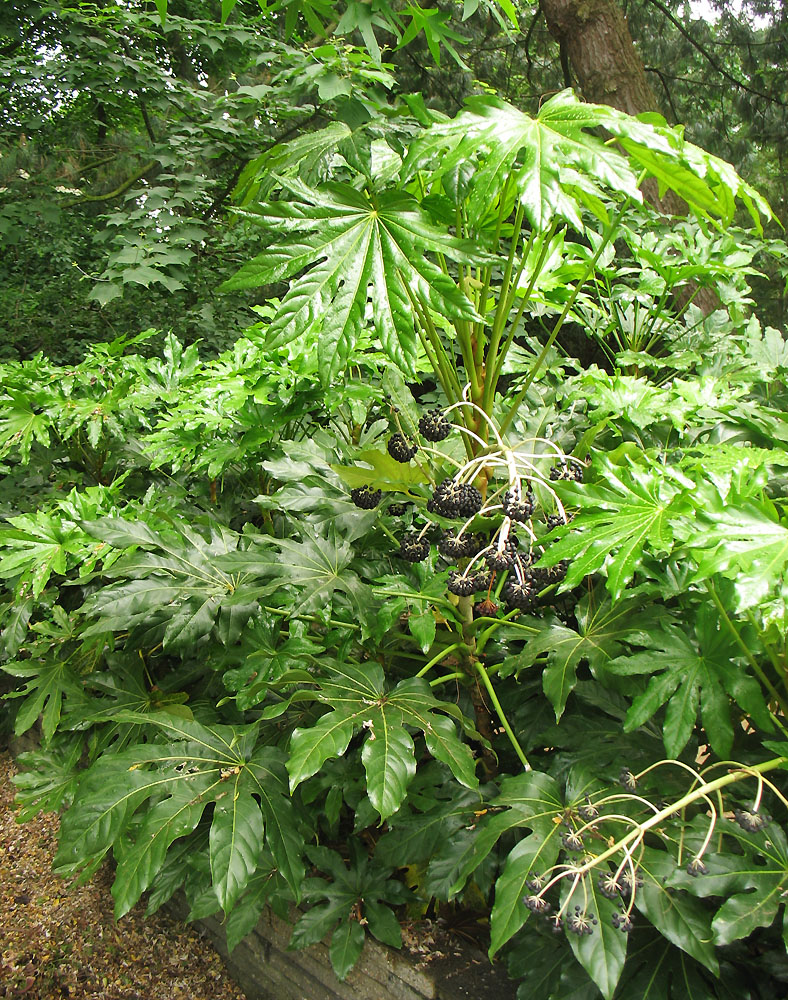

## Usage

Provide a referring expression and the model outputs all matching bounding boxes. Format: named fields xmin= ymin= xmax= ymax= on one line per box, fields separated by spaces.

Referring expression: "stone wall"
xmin=167 ymin=897 xmax=519 ymax=1000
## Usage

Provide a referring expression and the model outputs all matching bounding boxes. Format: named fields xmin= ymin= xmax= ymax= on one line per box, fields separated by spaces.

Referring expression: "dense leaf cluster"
xmin=2 ymin=8 xmax=788 ymax=999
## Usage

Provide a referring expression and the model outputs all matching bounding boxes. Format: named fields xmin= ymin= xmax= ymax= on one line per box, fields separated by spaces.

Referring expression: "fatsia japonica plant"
xmin=3 ymin=81 xmax=788 ymax=1000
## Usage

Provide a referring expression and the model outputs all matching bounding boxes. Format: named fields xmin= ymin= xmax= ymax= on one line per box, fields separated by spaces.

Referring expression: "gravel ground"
xmin=0 ymin=752 xmax=247 ymax=1000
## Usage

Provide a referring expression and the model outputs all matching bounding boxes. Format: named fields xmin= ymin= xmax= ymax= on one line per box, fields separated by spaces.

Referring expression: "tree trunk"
xmin=539 ymin=0 xmax=720 ymax=314
xmin=540 ymin=0 xmax=661 ymax=115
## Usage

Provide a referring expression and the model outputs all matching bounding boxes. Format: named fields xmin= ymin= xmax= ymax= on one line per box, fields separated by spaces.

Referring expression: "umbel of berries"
xmin=429 ymin=477 xmax=483 ymax=518
xmin=388 ymin=433 xmax=418 ymax=463
xmin=447 ymin=570 xmax=476 ymax=596
xmin=419 ymin=408 xmax=452 ymax=442
xmin=485 ymin=535 xmax=519 ymax=570
xmin=398 ymin=532 xmax=430 ymax=562
xmin=502 ymin=488 xmax=535 ymax=522
xmin=550 ymin=461 xmax=585 ymax=483
xmin=350 ymin=485 xmax=382 ymax=510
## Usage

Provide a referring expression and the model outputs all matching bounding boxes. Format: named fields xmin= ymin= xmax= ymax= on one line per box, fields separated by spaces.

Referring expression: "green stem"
xmin=706 ymin=581 xmax=788 ymax=722
xmin=485 ymin=223 xmax=555 ymax=412
xmin=430 ymin=671 xmax=466 ymax=687
xmin=498 ymin=209 xmax=625 ymax=438
xmin=475 ymin=660 xmax=530 ymax=770
xmin=377 ymin=521 xmax=399 ymax=545
xmin=261 ymin=606 xmax=360 ymax=631
xmin=746 ymin=608 xmax=787 ymax=680
xmin=569 ymin=757 xmax=786 ymax=877
xmin=416 ymin=641 xmax=465 ymax=678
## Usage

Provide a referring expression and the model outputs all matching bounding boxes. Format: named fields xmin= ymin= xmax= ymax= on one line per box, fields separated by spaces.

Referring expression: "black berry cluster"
xmin=388 ymin=433 xmax=418 ymax=463
xmin=502 ymin=576 xmax=535 ymax=611
xmin=350 ymin=485 xmax=382 ymax=509
xmin=387 ymin=502 xmax=408 ymax=516
xmin=566 ymin=908 xmax=597 ymax=936
xmin=524 ymin=894 xmax=551 ymax=915
xmin=418 ymin=407 xmax=452 ymax=442
xmin=561 ymin=831 xmax=584 ymax=852
xmin=428 ymin=478 xmax=483 ymax=518
xmin=447 ymin=570 xmax=477 ymax=596
xmin=438 ymin=530 xmax=484 ymax=559
xmin=484 ymin=535 xmax=519 ymax=570
xmin=398 ymin=532 xmax=429 ymax=562
xmin=598 ymin=873 xmax=623 ymax=899
xmin=550 ymin=461 xmax=585 ymax=483
xmin=502 ymin=488 xmax=534 ymax=522
xmin=734 ymin=809 xmax=768 ymax=833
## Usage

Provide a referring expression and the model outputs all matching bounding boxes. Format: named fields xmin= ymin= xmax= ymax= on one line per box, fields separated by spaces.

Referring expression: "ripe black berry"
xmin=734 ymin=809 xmax=768 ymax=833
xmin=502 ymin=488 xmax=535 ymax=522
xmin=485 ymin=536 xmax=519 ymax=571
xmin=398 ymin=532 xmax=429 ymax=562
xmin=447 ymin=570 xmax=476 ymax=596
xmin=418 ymin=408 xmax=452 ymax=442
xmin=350 ymin=485 xmax=382 ymax=509
xmin=388 ymin=433 xmax=418 ymax=463
xmin=524 ymin=895 xmax=551 ymax=915
xmin=503 ymin=577 xmax=535 ymax=611
xmin=429 ymin=478 xmax=482 ymax=519
xmin=546 ymin=512 xmax=571 ymax=532
xmin=549 ymin=461 xmax=584 ymax=483
xmin=686 ymin=858 xmax=708 ymax=877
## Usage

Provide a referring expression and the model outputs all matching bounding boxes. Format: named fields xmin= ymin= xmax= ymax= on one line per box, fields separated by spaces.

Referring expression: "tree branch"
xmin=522 ymin=4 xmax=544 ymax=88
xmin=644 ymin=0 xmax=788 ymax=107
xmin=644 ymin=65 xmax=679 ymax=122
xmin=201 ymin=111 xmax=322 ymax=222
xmin=62 ymin=160 xmax=158 ymax=206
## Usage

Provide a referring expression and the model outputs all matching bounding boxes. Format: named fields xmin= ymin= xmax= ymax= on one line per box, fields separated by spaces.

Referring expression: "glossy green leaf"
xmin=488 ymin=771 xmax=564 ymax=955
xmin=612 ymin=606 xmax=765 ymax=757
xmin=537 ymin=457 xmax=692 ymax=601
xmin=330 ymin=919 xmax=365 ymax=980
xmin=635 ymin=847 xmax=719 ymax=973
xmin=361 ymin=709 xmax=416 ymax=820
xmin=561 ymin=875 xmax=628 ymax=999
xmin=221 ymin=182 xmax=481 ymax=380
xmin=210 ymin=784 xmax=264 ymax=912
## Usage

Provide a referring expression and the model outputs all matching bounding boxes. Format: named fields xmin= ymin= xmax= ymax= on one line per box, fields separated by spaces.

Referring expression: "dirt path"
xmin=0 ymin=753 xmax=247 ymax=1000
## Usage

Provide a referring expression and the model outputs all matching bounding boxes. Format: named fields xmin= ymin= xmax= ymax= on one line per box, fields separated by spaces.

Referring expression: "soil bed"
xmin=0 ymin=752 xmax=247 ymax=1000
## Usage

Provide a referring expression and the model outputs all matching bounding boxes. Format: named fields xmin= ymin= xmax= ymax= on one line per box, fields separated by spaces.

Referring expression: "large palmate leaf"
xmin=405 ymin=90 xmax=643 ymax=229
xmin=500 ymin=595 xmax=659 ymax=720
xmin=609 ymin=606 xmax=773 ymax=757
xmin=79 ymin=516 xmax=269 ymax=651
xmin=54 ymin=713 xmax=304 ymax=917
xmin=683 ymin=499 xmax=788 ymax=609
xmin=537 ymin=457 xmax=692 ymax=601
xmin=406 ymin=89 xmax=769 ymax=231
xmin=258 ymin=521 xmax=373 ymax=619
xmin=291 ymin=844 xmax=412 ymax=980
xmin=287 ymin=661 xmax=478 ymax=820
xmin=220 ymin=180 xmax=481 ymax=379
